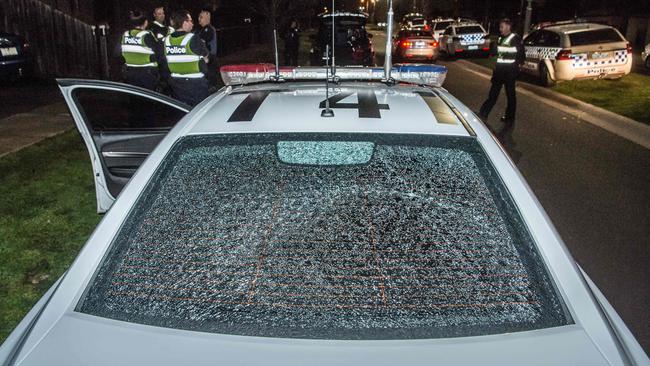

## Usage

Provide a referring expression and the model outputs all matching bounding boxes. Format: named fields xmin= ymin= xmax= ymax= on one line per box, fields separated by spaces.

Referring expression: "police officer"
xmin=283 ymin=19 xmax=300 ymax=66
xmin=164 ymin=10 xmax=210 ymax=106
xmin=149 ymin=6 xmax=174 ymax=41
xmin=121 ymin=10 xmax=165 ymax=91
xmin=479 ymin=18 xmax=525 ymax=125
xmin=196 ymin=8 xmax=218 ymax=87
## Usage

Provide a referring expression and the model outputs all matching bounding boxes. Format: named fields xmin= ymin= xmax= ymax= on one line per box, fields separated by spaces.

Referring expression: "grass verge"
xmin=0 ymin=130 xmax=99 ymax=342
xmin=468 ymin=57 xmax=650 ymax=124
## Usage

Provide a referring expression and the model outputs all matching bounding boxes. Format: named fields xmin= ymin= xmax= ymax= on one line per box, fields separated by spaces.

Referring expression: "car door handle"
xmin=102 ymin=151 xmax=150 ymax=158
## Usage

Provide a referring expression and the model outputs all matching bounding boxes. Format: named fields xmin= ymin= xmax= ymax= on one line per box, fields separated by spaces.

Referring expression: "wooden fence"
xmin=0 ymin=0 xmax=99 ymax=77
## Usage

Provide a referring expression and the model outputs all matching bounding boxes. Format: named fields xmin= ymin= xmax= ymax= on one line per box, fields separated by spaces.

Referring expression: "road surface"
xmin=373 ymin=29 xmax=650 ymax=351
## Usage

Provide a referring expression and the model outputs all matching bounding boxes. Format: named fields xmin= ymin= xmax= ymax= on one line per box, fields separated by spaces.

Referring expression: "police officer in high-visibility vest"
xmin=121 ymin=10 xmax=165 ymax=91
xmin=479 ymin=18 xmax=525 ymax=125
xmin=164 ymin=10 xmax=210 ymax=106
xmin=149 ymin=6 xmax=174 ymax=41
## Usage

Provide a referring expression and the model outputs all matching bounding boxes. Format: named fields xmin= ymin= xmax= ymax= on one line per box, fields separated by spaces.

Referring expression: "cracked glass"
xmin=77 ymin=134 xmax=571 ymax=339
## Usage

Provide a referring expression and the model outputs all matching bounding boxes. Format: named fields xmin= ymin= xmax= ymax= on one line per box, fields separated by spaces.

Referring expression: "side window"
xmin=73 ymin=88 xmax=187 ymax=132
xmin=547 ymin=31 xmax=561 ymax=47
xmin=524 ymin=30 xmax=540 ymax=45
xmin=443 ymin=27 xmax=452 ymax=36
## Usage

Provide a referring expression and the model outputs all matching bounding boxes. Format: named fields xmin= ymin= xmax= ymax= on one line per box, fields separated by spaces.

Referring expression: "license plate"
xmin=587 ymin=67 xmax=616 ymax=75
xmin=590 ymin=51 xmax=611 ymax=59
xmin=468 ymin=45 xmax=478 ymax=50
xmin=0 ymin=47 xmax=18 ymax=56
xmin=415 ymin=41 xmax=425 ymax=48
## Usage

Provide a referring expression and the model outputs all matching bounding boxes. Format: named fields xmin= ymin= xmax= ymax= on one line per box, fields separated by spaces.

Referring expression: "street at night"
xmin=1 ymin=0 xmax=649 ymax=365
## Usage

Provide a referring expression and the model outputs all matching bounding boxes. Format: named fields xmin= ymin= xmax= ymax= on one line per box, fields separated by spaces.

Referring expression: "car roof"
xmin=187 ymin=82 xmax=472 ymax=137
xmin=543 ymin=22 xmax=613 ymax=34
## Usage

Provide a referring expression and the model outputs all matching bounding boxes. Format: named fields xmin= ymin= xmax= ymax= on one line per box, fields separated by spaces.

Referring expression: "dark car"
xmin=310 ymin=12 xmax=374 ymax=66
xmin=0 ymin=32 xmax=33 ymax=81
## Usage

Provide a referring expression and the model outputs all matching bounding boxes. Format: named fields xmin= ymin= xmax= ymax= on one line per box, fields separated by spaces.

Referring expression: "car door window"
xmin=524 ymin=31 xmax=540 ymax=45
xmin=74 ymin=88 xmax=186 ymax=132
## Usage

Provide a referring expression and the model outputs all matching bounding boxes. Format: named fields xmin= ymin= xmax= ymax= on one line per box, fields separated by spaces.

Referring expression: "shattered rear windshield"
xmin=77 ymin=134 xmax=571 ymax=340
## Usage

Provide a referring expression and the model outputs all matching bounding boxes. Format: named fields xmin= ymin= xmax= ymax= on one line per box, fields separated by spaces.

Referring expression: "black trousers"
xmin=284 ymin=47 xmax=299 ymax=66
xmin=479 ymin=67 xmax=518 ymax=120
xmin=125 ymin=67 xmax=159 ymax=91
xmin=169 ymin=77 xmax=209 ymax=107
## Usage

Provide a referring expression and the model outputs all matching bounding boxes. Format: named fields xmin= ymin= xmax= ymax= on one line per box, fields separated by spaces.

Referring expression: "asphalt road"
xmin=372 ymin=30 xmax=650 ymax=351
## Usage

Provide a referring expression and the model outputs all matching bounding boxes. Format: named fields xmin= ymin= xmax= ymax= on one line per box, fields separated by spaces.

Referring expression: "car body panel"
xmin=438 ymin=23 xmax=490 ymax=57
xmin=2 ymin=80 xmax=648 ymax=365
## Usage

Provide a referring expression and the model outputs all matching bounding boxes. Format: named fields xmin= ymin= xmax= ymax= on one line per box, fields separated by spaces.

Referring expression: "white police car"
xmin=0 ymin=64 xmax=648 ymax=366
xmin=438 ymin=21 xmax=490 ymax=58
xmin=642 ymin=42 xmax=650 ymax=69
xmin=521 ymin=21 xmax=632 ymax=86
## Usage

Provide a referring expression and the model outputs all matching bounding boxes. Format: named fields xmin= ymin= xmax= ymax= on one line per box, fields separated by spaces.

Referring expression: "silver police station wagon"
xmin=0 ymin=63 xmax=648 ymax=366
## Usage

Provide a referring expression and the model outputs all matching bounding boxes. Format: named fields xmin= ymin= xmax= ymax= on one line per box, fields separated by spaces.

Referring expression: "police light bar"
xmin=220 ymin=64 xmax=447 ymax=88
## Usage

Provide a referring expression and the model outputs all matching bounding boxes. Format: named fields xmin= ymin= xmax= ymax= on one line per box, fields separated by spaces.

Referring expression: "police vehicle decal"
xmin=193 ymin=87 xmax=467 ymax=136
xmin=571 ymin=50 xmax=628 ymax=68
xmin=459 ymin=33 xmax=485 ymax=45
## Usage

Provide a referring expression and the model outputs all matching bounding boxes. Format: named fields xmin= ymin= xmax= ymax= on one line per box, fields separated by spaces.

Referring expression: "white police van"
xmin=521 ymin=21 xmax=632 ymax=86
xmin=0 ymin=62 xmax=648 ymax=365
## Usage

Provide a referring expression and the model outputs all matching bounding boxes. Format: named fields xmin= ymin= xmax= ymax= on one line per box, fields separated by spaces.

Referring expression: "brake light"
xmin=424 ymin=25 xmax=430 ymax=31
xmin=401 ymin=41 xmax=412 ymax=48
xmin=431 ymin=41 xmax=439 ymax=47
xmin=556 ymin=49 xmax=572 ymax=60
xmin=482 ymin=47 xmax=490 ymax=51
xmin=455 ymin=49 xmax=464 ymax=53
xmin=626 ymin=43 xmax=632 ymax=54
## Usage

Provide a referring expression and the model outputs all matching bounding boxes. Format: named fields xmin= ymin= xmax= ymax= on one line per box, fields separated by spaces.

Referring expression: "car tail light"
xmin=482 ymin=47 xmax=490 ymax=51
xmin=402 ymin=41 xmax=412 ymax=48
xmin=431 ymin=41 xmax=439 ymax=47
xmin=626 ymin=43 xmax=632 ymax=54
xmin=424 ymin=25 xmax=430 ymax=31
xmin=556 ymin=49 xmax=572 ymax=60
xmin=455 ymin=49 xmax=464 ymax=53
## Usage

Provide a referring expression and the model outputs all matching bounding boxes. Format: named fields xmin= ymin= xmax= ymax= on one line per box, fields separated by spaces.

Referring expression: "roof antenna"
xmin=383 ymin=0 xmax=395 ymax=84
xmin=321 ymin=44 xmax=335 ymax=117
xmin=271 ymin=29 xmax=282 ymax=82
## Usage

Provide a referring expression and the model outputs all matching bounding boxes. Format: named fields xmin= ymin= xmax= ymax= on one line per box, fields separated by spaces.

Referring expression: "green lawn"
xmin=468 ymin=57 xmax=650 ymax=124
xmin=0 ymin=130 xmax=99 ymax=342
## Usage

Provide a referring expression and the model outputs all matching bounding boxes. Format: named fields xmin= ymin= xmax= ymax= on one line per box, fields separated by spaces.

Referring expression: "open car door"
xmin=57 ymin=79 xmax=191 ymax=213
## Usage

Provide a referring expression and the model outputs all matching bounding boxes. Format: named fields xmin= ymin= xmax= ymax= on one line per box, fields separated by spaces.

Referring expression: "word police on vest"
xmin=123 ymin=36 xmax=142 ymax=45
xmin=166 ymin=46 xmax=188 ymax=55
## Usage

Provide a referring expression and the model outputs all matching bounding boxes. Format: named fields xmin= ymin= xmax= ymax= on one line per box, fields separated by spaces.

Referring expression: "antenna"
xmin=271 ymin=29 xmax=281 ymax=81
xmin=321 ymin=44 xmax=335 ymax=117
xmin=331 ymin=0 xmax=336 ymax=75
xmin=383 ymin=0 xmax=395 ymax=83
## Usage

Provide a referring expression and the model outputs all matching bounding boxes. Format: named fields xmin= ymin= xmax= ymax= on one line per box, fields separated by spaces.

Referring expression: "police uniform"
xmin=149 ymin=21 xmax=175 ymax=41
xmin=197 ymin=24 xmax=218 ymax=87
xmin=479 ymin=32 xmax=525 ymax=123
xmin=164 ymin=31 xmax=210 ymax=106
xmin=121 ymin=29 xmax=164 ymax=90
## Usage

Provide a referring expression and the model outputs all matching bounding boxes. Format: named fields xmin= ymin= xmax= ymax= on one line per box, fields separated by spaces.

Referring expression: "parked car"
xmin=521 ymin=21 xmax=632 ymax=86
xmin=1 ymin=63 xmax=648 ymax=365
xmin=310 ymin=12 xmax=374 ymax=66
xmin=0 ymin=31 xmax=33 ymax=81
xmin=430 ymin=18 xmax=455 ymax=41
xmin=393 ymin=29 xmax=439 ymax=62
xmin=642 ymin=42 xmax=650 ymax=68
xmin=438 ymin=21 xmax=490 ymax=58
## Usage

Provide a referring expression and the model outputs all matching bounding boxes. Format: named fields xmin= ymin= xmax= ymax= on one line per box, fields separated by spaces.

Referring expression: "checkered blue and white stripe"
xmin=525 ymin=46 xmax=562 ymax=60
xmin=459 ymin=33 xmax=485 ymax=45
xmin=571 ymin=50 xmax=628 ymax=68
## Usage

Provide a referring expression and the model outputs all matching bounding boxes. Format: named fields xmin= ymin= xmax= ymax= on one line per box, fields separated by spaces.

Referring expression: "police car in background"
xmin=430 ymin=18 xmax=455 ymax=41
xmin=521 ymin=20 xmax=632 ymax=86
xmin=1 ymin=63 xmax=649 ymax=365
xmin=438 ymin=21 xmax=490 ymax=58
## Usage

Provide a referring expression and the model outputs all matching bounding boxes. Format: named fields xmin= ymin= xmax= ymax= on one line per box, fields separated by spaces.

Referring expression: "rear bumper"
xmin=449 ymin=43 xmax=490 ymax=56
xmin=554 ymin=58 xmax=632 ymax=81
xmin=403 ymin=48 xmax=439 ymax=60
xmin=0 ymin=57 xmax=33 ymax=78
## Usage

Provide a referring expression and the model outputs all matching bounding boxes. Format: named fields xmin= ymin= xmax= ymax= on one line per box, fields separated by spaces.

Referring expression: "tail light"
xmin=482 ymin=47 xmax=490 ymax=51
xmin=431 ymin=41 xmax=439 ymax=47
xmin=424 ymin=25 xmax=430 ymax=31
xmin=556 ymin=49 xmax=572 ymax=60
xmin=401 ymin=41 xmax=412 ymax=48
xmin=455 ymin=49 xmax=464 ymax=53
xmin=626 ymin=43 xmax=632 ymax=54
